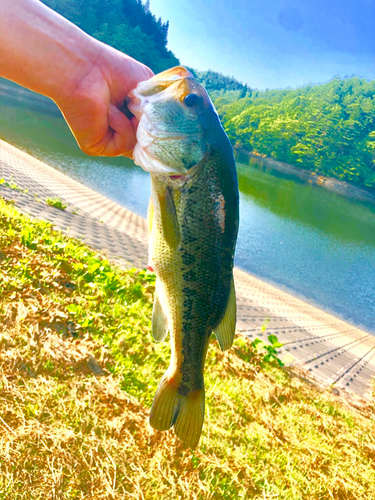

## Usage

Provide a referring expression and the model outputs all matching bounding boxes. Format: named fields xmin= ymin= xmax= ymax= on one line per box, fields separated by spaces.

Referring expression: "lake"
xmin=1 ymin=80 xmax=374 ymax=333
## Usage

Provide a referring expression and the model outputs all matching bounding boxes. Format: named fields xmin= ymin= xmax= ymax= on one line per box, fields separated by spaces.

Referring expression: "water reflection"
xmin=237 ymin=163 xmax=375 ymax=247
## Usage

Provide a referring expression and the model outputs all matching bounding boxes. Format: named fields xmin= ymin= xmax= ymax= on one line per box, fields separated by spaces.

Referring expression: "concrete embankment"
xmin=1 ymin=138 xmax=375 ymax=399
xmin=235 ymin=149 xmax=375 ymax=205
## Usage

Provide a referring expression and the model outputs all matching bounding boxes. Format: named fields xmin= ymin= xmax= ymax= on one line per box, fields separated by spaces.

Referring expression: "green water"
xmin=1 ymin=79 xmax=374 ymax=333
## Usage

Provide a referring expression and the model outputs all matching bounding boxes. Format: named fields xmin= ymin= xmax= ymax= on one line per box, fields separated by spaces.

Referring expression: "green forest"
xmin=43 ymin=0 xmax=375 ymax=190
xmin=214 ymin=77 xmax=375 ymax=189
xmin=42 ymin=0 xmax=179 ymax=73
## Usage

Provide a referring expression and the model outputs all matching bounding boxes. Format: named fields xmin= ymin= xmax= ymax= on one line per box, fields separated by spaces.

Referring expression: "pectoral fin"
xmin=158 ymin=187 xmax=180 ymax=249
xmin=214 ymin=278 xmax=236 ymax=351
xmin=152 ymin=290 xmax=169 ymax=342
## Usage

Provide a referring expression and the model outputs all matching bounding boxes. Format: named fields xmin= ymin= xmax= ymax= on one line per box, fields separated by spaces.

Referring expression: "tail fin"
xmin=174 ymin=389 xmax=205 ymax=449
xmin=149 ymin=375 xmax=205 ymax=449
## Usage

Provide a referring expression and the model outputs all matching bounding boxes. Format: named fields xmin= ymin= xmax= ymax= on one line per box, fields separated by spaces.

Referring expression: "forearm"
xmin=0 ymin=0 xmax=100 ymax=102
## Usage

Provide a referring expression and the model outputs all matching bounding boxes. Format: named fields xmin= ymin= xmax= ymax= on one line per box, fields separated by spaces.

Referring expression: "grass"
xmin=0 ymin=177 xmax=28 ymax=194
xmin=1 ymin=194 xmax=375 ymax=499
xmin=45 ymin=197 xmax=67 ymax=210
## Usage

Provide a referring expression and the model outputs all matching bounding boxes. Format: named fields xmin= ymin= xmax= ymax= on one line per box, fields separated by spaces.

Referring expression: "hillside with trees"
xmin=215 ymin=77 xmax=375 ymax=189
xmin=187 ymin=68 xmax=249 ymax=95
xmin=42 ymin=0 xmax=179 ymax=73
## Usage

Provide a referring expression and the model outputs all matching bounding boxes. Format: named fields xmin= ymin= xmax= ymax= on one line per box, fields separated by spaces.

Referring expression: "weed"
xmin=0 ymin=175 xmax=28 ymax=193
xmin=252 ymin=334 xmax=285 ymax=366
xmin=45 ymin=197 xmax=67 ymax=210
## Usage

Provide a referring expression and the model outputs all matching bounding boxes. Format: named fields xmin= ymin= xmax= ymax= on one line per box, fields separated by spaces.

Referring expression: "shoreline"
xmin=234 ymin=148 xmax=375 ymax=205
xmin=235 ymin=263 xmax=374 ymax=337
xmin=3 ymin=77 xmax=374 ymax=206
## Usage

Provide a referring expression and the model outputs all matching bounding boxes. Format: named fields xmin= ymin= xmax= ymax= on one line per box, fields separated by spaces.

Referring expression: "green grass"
xmin=0 ymin=177 xmax=28 ymax=194
xmin=45 ymin=197 xmax=67 ymax=210
xmin=1 ymin=195 xmax=375 ymax=499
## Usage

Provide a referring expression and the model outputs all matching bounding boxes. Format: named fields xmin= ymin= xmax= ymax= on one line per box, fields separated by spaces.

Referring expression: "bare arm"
xmin=0 ymin=0 xmax=153 ymax=157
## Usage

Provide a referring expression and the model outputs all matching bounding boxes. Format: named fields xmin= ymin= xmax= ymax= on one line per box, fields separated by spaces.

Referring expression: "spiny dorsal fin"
xmin=152 ymin=289 xmax=169 ymax=342
xmin=214 ymin=277 xmax=236 ymax=351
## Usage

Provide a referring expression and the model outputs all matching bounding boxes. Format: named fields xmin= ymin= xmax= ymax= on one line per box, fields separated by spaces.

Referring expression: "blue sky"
xmin=150 ymin=0 xmax=375 ymax=90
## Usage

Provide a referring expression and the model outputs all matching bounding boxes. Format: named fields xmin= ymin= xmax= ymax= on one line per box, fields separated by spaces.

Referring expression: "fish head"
xmin=128 ymin=66 xmax=218 ymax=176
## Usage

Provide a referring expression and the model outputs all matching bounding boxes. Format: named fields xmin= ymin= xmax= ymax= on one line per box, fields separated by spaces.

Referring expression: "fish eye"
xmin=183 ymin=93 xmax=200 ymax=107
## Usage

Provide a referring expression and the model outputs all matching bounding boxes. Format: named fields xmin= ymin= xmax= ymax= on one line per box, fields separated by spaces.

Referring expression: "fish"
xmin=127 ymin=66 xmax=239 ymax=449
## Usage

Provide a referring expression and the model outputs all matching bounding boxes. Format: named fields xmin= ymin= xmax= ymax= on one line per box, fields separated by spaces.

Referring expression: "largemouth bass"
xmin=128 ymin=67 xmax=239 ymax=449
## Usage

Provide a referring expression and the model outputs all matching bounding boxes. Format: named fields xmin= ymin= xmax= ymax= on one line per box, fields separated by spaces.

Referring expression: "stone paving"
xmin=1 ymin=139 xmax=374 ymax=398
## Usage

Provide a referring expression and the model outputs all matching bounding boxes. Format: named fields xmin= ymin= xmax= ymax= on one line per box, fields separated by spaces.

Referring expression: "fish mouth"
xmin=130 ymin=66 xmax=193 ymax=100
xmin=133 ymin=139 xmax=205 ymax=179
xmin=127 ymin=66 xmax=201 ymax=118
xmin=150 ymin=66 xmax=193 ymax=81
xmin=127 ymin=81 xmax=182 ymax=119
xmin=137 ymin=115 xmax=192 ymax=143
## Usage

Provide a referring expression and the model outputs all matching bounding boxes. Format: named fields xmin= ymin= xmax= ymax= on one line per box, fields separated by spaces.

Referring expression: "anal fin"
xmin=214 ymin=278 xmax=236 ymax=351
xmin=152 ymin=290 xmax=169 ymax=342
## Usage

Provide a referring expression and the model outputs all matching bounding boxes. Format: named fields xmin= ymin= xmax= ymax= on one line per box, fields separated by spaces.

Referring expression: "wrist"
xmin=49 ymin=36 xmax=105 ymax=105
xmin=55 ymin=39 xmax=153 ymax=110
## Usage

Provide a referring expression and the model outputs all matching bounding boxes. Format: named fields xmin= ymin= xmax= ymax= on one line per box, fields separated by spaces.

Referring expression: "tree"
xmin=41 ymin=0 xmax=179 ymax=73
xmin=216 ymin=76 xmax=375 ymax=189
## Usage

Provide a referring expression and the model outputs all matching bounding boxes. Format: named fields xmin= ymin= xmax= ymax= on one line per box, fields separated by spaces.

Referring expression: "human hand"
xmin=55 ymin=42 xmax=153 ymax=158
xmin=0 ymin=0 xmax=153 ymax=158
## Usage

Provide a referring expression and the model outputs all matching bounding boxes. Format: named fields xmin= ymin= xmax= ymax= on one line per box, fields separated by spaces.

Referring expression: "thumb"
xmin=108 ymin=103 xmax=136 ymax=157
